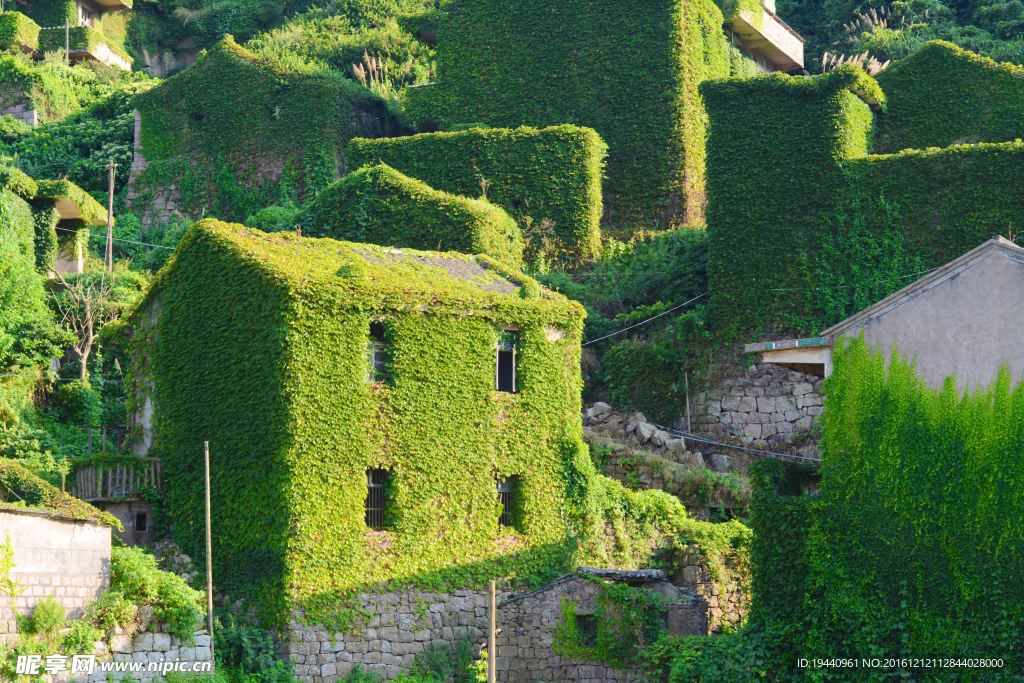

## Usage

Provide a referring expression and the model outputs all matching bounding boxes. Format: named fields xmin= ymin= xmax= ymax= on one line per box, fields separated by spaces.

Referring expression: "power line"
xmin=54 ymin=226 xmax=175 ymax=251
xmin=582 ymin=292 xmax=708 ymax=346
xmin=658 ymin=423 xmax=822 ymax=463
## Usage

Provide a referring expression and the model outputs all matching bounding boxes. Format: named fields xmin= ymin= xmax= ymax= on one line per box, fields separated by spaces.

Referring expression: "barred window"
xmin=496 ymin=332 xmax=516 ymax=393
xmin=576 ymin=615 xmax=598 ymax=646
xmin=365 ymin=469 xmax=388 ymax=529
xmin=497 ymin=476 xmax=519 ymax=527
xmin=367 ymin=322 xmax=389 ymax=383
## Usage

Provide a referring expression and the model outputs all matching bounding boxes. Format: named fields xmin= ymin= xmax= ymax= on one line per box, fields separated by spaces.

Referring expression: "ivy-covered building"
xmin=406 ymin=0 xmax=804 ymax=225
xmin=701 ymin=53 xmax=1024 ymax=330
xmin=0 ymin=0 xmax=133 ymax=71
xmin=128 ymin=219 xmax=586 ymax=604
xmin=126 ymin=37 xmax=411 ymax=228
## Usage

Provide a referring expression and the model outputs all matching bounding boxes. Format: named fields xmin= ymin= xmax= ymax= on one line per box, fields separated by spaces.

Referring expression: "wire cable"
xmin=55 ymin=226 xmax=175 ymax=250
xmin=582 ymin=292 xmax=708 ymax=346
xmin=655 ymin=423 xmax=822 ymax=462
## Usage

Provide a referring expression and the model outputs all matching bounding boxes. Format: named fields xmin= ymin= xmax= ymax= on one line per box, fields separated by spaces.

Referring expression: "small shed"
xmin=0 ymin=507 xmax=111 ymax=640
xmin=495 ymin=567 xmax=707 ymax=682
xmin=746 ymin=237 xmax=1024 ymax=392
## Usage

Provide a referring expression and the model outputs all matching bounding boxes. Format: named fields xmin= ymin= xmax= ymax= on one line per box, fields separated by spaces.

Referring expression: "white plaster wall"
xmin=849 ymin=250 xmax=1024 ymax=393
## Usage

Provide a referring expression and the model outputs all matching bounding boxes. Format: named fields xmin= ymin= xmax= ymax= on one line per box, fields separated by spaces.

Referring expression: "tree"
xmin=50 ymin=266 xmax=146 ymax=382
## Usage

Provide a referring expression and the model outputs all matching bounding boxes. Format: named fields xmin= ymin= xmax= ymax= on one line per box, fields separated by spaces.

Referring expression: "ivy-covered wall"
xmin=0 ymin=164 xmax=68 ymax=421
xmin=131 ymin=37 xmax=411 ymax=225
xmin=700 ymin=66 xmax=880 ymax=328
xmin=132 ymin=219 xmax=588 ymax=619
xmin=754 ymin=338 xmax=1024 ymax=673
xmin=876 ymin=41 xmax=1024 ymax=154
xmin=703 ymin=53 xmax=1024 ymax=335
xmin=293 ymin=163 xmax=524 ymax=268
xmin=845 ymin=142 xmax=1024 ymax=265
xmin=345 ymin=125 xmax=606 ymax=264
xmin=409 ymin=0 xmax=757 ymax=227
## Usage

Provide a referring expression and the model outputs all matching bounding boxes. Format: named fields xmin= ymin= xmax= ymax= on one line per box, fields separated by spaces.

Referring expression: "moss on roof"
xmin=147 ymin=219 xmax=572 ymax=315
xmin=35 ymin=178 xmax=108 ymax=226
xmin=0 ymin=458 xmax=121 ymax=528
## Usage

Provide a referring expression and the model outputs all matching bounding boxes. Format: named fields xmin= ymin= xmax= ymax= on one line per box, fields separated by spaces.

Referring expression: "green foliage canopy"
xmin=293 ymin=163 xmax=524 ymax=268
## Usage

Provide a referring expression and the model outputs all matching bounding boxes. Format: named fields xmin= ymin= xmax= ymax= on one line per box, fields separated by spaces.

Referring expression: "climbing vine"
xmin=405 ymin=0 xmax=758 ymax=226
xmin=293 ymin=162 xmax=524 ymax=268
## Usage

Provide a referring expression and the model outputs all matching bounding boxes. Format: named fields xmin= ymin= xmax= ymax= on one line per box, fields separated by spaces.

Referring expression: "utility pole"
xmin=105 ymin=159 xmax=116 ymax=272
xmin=488 ymin=580 xmax=496 ymax=683
xmin=64 ymin=19 xmax=69 ymax=65
xmin=204 ymin=441 xmax=215 ymax=664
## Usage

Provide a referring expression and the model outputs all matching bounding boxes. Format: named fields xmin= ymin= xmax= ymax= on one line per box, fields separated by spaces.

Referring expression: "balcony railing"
xmin=79 ymin=425 xmax=130 ymax=455
xmin=71 ymin=457 xmax=162 ymax=502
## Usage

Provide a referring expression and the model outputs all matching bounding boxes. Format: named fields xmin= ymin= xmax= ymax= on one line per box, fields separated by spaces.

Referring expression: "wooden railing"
xmin=70 ymin=458 xmax=162 ymax=502
xmin=79 ymin=425 xmax=130 ymax=455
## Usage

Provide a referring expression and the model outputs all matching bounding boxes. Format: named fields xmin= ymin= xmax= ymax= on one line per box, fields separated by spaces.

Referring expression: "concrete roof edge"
xmin=822 ymin=237 xmax=1024 ymax=338
xmin=0 ymin=505 xmax=108 ymax=526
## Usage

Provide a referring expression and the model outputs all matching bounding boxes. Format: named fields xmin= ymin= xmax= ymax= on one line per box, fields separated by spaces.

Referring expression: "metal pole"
xmin=684 ymin=370 xmax=692 ymax=452
xmin=488 ymin=580 xmax=496 ymax=683
xmin=105 ymin=160 xmax=115 ymax=272
xmin=64 ymin=19 xmax=68 ymax=65
xmin=204 ymin=441 xmax=215 ymax=664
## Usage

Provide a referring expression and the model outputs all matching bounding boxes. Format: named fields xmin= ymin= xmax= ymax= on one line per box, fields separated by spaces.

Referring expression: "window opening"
xmin=496 ymin=332 xmax=516 ymax=393
xmin=576 ymin=614 xmax=598 ymax=646
xmin=497 ymin=475 xmax=518 ymax=527
xmin=365 ymin=469 xmax=388 ymax=529
xmin=367 ymin=322 xmax=389 ymax=383
xmin=135 ymin=511 xmax=148 ymax=533
xmin=81 ymin=8 xmax=93 ymax=24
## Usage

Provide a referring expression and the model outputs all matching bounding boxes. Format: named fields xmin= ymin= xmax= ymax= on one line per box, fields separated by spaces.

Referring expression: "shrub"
xmin=244 ymin=203 xmax=301 ymax=233
xmin=293 ymin=163 xmax=524 ymax=267
xmin=19 ymin=594 xmax=65 ymax=635
xmin=98 ymin=546 xmax=204 ymax=641
xmin=53 ymin=380 xmax=103 ymax=425
xmin=214 ymin=611 xmax=297 ymax=683
xmin=0 ymin=115 xmax=30 ymax=144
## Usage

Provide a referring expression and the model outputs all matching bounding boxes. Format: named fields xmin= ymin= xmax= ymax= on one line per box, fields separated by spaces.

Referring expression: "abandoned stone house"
xmin=746 ymin=237 xmax=1024 ymax=393
xmin=127 ymin=218 xmax=587 ymax=595
xmin=0 ymin=0 xmax=133 ymax=74
xmin=494 ymin=568 xmax=707 ymax=682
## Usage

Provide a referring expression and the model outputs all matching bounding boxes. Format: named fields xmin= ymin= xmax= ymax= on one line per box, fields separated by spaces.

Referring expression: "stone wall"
xmin=125 ymin=109 xmax=182 ymax=229
xmin=0 ymin=509 xmax=110 ymax=638
xmin=284 ymin=588 xmax=500 ymax=682
xmin=692 ymin=363 xmax=824 ymax=449
xmin=495 ymin=570 xmax=707 ymax=683
xmin=674 ymin=545 xmax=748 ymax=633
xmin=38 ymin=625 xmax=212 ymax=683
xmin=0 ymin=86 xmax=38 ymax=127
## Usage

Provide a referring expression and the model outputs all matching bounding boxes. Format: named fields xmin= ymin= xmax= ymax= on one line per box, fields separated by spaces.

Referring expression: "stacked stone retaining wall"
xmin=0 ymin=87 xmax=38 ymax=127
xmin=692 ymin=363 xmax=824 ymax=448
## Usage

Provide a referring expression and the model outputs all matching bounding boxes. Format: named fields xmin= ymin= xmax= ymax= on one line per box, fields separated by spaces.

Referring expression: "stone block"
xmin=756 ymin=396 xmax=776 ymax=413
xmin=784 ymin=410 xmax=802 ymax=421
xmin=135 ymin=633 xmax=154 ymax=651
xmin=742 ymin=424 xmax=761 ymax=439
xmin=761 ymin=423 xmax=777 ymax=438
xmin=793 ymin=382 xmax=813 ymax=396
xmin=775 ymin=396 xmax=796 ymax=412
xmin=705 ymin=400 xmax=721 ymax=415
xmin=744 ymin=386 xmax=764 ymax=397
xmin=721 ymin=396 xmax=740 ymax=411
xmin=794 ymin=416 xmax=813 ymax=432
xmin=770 ymin=412 xmax=785 ymax=423
xmin=738 ymin=396 xmax=757 ymax=413
xmin=806 ymin=405 xmax=825 ymax=416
